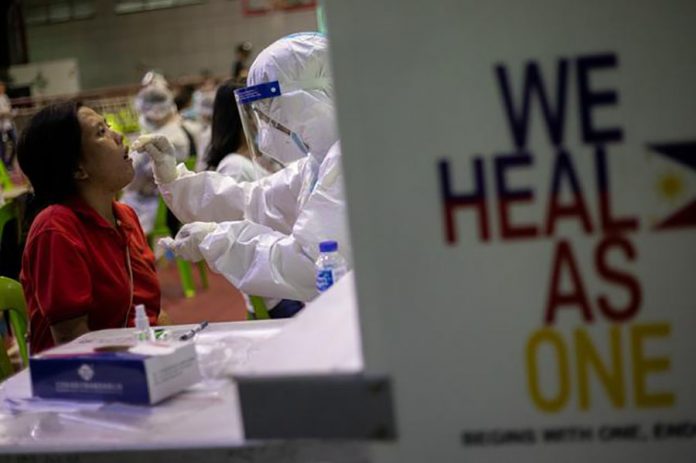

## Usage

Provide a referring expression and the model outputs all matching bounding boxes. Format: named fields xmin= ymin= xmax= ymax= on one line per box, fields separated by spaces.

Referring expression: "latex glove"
xmin=159 ymin=222 xmax=217 ymax=262
xmin=132 ymin=134 xmax=178 ymax=184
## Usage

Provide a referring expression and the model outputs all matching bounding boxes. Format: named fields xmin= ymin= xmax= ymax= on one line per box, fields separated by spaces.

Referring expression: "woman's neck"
xmin=78 ymin=187 xmax=116 ymax=226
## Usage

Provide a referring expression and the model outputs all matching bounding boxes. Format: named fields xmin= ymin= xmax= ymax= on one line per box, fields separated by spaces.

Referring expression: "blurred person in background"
xmin=0 ymin=81 xmax=17 ymax=170
xmin=190 ymin=71 xmax=217 ymax=170
xmin=231 ymin=41 xmax=253 ymax=83
xmin=17 ymin=102 xmax=161 ymax=353
xmin=174 ymin=83 xmax=196 ymax=121
xmin=134 ymin=72 xmax=201 ymax=161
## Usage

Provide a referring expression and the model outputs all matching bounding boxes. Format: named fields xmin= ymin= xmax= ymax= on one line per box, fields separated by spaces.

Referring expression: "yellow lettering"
xmin=526 ymin=328 xmax=570 ymax=412
xmin=575 ymin=326 xmax=625 ymax=410
xmin=631 ymin=323 xmax=674 ymax=408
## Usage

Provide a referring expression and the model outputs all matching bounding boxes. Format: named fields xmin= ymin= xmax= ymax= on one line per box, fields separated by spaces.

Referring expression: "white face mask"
xmin=236 ymin=81 xmax=336 ymax=167
xmin=256 ymin=118 xmax=310 ymax=165
xmin=274 ymin=90 xmax=337 ymax=164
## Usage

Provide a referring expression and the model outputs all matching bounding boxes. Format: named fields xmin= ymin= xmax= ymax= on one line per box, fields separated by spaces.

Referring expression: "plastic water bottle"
xmin=315 ymin=240 xmax=347 ymax=292
xmin=134 ymin=304 xmax=153 ymax=342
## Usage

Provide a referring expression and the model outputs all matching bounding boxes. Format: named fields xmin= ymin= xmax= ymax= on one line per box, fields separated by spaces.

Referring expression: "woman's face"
xmin=77 ymin=107 xmax=134 ymax=192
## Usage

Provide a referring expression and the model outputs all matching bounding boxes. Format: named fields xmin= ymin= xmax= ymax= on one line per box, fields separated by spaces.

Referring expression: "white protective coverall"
xmin=145 ymin=33 xmax=351 ymax=302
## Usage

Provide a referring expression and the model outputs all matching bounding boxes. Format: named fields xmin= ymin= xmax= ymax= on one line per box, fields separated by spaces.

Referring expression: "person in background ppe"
xmin=122 ymin=75 xmax=201 ymax=233
xmin=174 ymin=84 xmax=196 ymax=121
xmin=231 ymin=41 xmax=253 ymax=83
xmin=134 ymin=32 xmax=349 ymax=312
xmin=177 ymin=79 xmax=212 ymax=162
xmin=134 ymin=75 xmax=201 ymax=162
xmin=191 ymin=75 xmax=217 ymax=172
xmin=0 ymin=81 xmax=17 ymax=170
xmin=191 ymin=70 xmax=217 ymax=127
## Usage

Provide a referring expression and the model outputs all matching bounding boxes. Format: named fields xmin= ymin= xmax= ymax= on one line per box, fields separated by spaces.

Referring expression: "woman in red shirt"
xmin=17 ymin=102 xmax=161 ymax=353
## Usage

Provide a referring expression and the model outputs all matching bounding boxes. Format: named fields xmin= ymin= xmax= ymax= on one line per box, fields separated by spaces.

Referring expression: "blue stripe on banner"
xmin=235 ymin=81 xmax=282 ymax=104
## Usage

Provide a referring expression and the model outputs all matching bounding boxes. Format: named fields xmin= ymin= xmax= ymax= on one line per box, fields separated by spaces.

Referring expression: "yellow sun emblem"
xmin=656 ymin=171 xmax=685 ymax=202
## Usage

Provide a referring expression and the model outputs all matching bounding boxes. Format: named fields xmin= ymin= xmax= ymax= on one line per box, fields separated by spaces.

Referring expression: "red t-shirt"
xmin=21 ymin=198 xmax=161 ymax=354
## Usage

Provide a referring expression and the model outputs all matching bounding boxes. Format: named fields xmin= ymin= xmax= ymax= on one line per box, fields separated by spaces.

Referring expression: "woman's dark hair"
xmin=17 ymin=101 xmax=83 ymax=207
xmin=205 ymin=80 xmax=245 ymax=170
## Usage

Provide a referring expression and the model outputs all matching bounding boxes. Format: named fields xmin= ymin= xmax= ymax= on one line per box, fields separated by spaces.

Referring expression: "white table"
xmin=0 ymin=275 xmax=370 ymax=462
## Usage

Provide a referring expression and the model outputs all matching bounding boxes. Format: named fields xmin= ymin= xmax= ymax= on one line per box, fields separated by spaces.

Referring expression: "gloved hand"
xmin=132 ymin=134 xmax=178 ymax=184
xmin=158 ymin=222 xmax=217 ymax=262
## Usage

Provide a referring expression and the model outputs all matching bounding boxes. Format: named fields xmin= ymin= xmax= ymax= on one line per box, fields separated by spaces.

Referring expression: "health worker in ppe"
xmin=134 ymin=33 xmax=350 ymax=306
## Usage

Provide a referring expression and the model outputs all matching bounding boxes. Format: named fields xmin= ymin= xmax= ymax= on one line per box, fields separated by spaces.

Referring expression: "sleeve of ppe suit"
xmin=199 ymin=221 xmax=317 ymax=301
xmin=159 ymin=158 xmax=307 ymax=235
xmin=197 ymin=147 xmax=350 ymax=302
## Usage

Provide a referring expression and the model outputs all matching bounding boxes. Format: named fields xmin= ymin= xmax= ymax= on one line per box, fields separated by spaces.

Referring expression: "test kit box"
xmin=29 ymin=340 xmax=201 ymax=404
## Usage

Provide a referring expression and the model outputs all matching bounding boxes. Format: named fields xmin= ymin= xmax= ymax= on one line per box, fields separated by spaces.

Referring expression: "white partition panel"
xmin=326 ymin=0 xmax=696 ymax=461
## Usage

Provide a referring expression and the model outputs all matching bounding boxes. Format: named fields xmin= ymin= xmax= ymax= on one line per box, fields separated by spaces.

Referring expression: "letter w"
xmin=495 ymin=59 xmax=568 ymax=149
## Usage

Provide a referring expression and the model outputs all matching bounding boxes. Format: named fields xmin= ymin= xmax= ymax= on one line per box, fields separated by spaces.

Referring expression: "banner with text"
xmin=327 ymin=0 xmax=696 ymax=461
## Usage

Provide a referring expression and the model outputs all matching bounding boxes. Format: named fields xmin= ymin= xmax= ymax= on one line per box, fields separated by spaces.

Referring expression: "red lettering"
xmin=544 ymin=240 xmax=594 ymax=324
xmin=595 ymin=235 xmax=642 ymax=322
xmin=439 ymin=159 xmax=490 ymax=243
xmin=499 ymin=197 xmax=539 ymax=239
xmin=495 ymin=154 xmax=539 ymax=240
xmin=545 ymin=150 xmax=594 ymax=236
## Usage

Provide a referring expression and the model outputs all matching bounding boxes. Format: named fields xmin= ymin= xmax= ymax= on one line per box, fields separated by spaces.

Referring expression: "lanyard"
xmin=120 ymin=221 xmax=135 ymax=328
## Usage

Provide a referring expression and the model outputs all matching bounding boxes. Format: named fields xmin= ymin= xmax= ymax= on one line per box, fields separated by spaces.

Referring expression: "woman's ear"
xmin=73 ymin=164 xmax=89 ymax=181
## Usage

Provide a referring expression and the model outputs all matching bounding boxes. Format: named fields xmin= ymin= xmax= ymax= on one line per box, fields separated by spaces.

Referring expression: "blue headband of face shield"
xmin=235 ymin=81 xmax=281 ymax=105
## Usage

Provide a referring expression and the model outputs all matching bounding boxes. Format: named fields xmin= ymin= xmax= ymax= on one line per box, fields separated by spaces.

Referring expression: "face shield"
xmin=235 ymin=81 xmax=311 ymax=167
xmin=135 ymin=86 xmax=176 ymax=131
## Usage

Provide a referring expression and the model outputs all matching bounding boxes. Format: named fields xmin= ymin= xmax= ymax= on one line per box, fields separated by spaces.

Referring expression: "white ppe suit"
xmin=151 ymin=33 xmax=351 ymax=302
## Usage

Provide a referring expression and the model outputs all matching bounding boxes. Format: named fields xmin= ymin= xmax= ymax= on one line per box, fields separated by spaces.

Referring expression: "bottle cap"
xmin=319 ymin=240 xmax=338 ymax=253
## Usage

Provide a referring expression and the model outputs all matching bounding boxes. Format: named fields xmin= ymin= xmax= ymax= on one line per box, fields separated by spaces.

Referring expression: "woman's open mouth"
xmin=123 ymin=145 xmax=131 ymax=161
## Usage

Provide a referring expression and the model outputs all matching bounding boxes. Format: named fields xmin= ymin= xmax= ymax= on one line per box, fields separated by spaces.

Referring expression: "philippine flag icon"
xmin=647 ymin=141 xmax=696 ymax=231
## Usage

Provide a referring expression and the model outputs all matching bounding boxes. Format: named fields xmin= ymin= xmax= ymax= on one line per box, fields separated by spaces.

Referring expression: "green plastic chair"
xmin=248 ymin=296 xmax=271 ymax=320
xmin=150 ymin=196 xmax=208 ymax=298
xmin=0 ymin=161 xmax=13 ymax=192
xmin=0 ymin=277 xmax=29 ymax=379
xmin=183 ymin=157 xmax=197 ymax=171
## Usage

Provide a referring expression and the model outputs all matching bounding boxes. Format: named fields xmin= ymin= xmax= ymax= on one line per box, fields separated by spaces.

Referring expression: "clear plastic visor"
xmin=235 ymin=81 xmax=310 ymax=170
